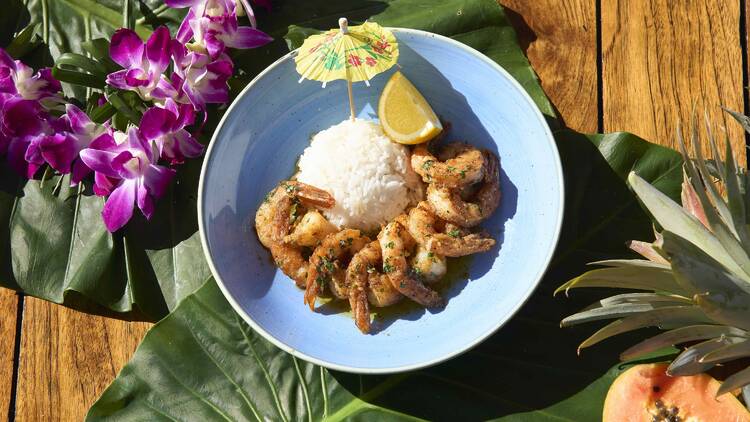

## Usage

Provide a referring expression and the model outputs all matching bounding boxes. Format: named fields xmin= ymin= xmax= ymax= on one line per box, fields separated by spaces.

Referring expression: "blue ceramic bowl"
xmin=199 ymin=29 xmax=563 ymax=373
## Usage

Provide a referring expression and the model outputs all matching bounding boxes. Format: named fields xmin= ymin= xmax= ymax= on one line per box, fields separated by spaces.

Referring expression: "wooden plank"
xmin=499 ymin=0 xmax=599 ymax=132
xmin=0 ymin=289 xmax=18 ymax=419
xmin=602 ymin=0 xmax=746 ymax=163
xmin=14 ymin=298 xmax=151 ymax=421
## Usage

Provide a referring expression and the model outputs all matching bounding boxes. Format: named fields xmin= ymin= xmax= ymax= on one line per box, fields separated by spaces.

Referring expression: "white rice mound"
xmin=296 ymin=118 xmax=423 ymax=231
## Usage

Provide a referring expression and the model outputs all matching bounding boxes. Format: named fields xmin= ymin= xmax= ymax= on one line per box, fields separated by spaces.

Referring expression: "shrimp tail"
xmin=304 ymin=278 xmax=320 ymax=311
xmin=349 ymin=284 xmax=371 ymax=334
xmin=288 ymin=181 xmax=336 ymax=209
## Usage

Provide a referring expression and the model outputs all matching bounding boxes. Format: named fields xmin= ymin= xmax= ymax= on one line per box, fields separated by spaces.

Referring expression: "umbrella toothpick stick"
xmin=347 ymin=79 xmax=355 ymax=121
xmin=339 ymin=18 xmax=356 ymax=121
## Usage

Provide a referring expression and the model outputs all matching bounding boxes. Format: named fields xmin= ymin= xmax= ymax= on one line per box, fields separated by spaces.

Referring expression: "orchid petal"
xmin=110 ymin=29 xmax=144 ymax=68
xmin=39 ymin=133 xmax=76 ymax=173
xmin=140 ymin=105 xmax=176 ymax=140
xmin=124 ymin=68 xmax=150 ymax=87
xmin=70 ymin=159 xmax=91 ymax=185
xmin=164 ymin=0 xmax=201 ymax=7
xmin=7 ymin=136 xmax=34 ymax=177
xmin=146 ymin=27 xmax=172 ymax=73
xmin=0 ymin=49 xmax=15 ymax=70
xmin=35 ymin=68 xmax=62 ymax=94
xmin=176 ymin=10 xmax=195 ymax=44
xmin=204 ymin=32 xmax=226 ymax=59
xmin=124 ymin=127 xmax=153 ymax=161
xmin=144 ymin=164 xmax=175 ymax=198
xmin=136 ymin=181 xmax=155 ymax=220
xmin=93 ymin=172 xmax=118 ymax=196
xmin=225 ymin=26 xmax=273 ymax=49
xmin=64 ymin=104 xmax=91 ymax=133
xmin=102 ymin=180 xmax=136 ymax=232
xmin=79 ymin=148 xmax=124 ymax=176
xmin=105 ymin=69 xmax=132 ymax=90
xmin=2 ymin=98 xmax=44 ymax=137
xmin=150 ymin=76 xmax=179 ymax=100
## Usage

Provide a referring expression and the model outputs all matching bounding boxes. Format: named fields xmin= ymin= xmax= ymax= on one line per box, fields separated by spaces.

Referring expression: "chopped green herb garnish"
xmin=447 ymin=166 xmax=456 ymax=173
xmin=422 ymin=160 xmax=434 ymax=170
xmin=459 ymin=170 xmax=466 ymax=179
xmin=427 ymin=252 xmax=434 ymax=258
xmin=448 ymin=229 xmax=460 ymax=238
xmin=385 ymin=241 xmax=394 ymax=249
xmin=383 ymin=262 xmax=395 ymax=273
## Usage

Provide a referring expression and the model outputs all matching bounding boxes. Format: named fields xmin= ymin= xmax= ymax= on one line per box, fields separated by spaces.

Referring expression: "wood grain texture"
xmin=499 ymin=0 xmax=598 ymax=132
xmin=0 ymin=289 xmax=18 ymax=419
xmin=14 ymin=298 xmax=150 ymax=421
xmin=602 ymin=0 xmax=746 ymax=163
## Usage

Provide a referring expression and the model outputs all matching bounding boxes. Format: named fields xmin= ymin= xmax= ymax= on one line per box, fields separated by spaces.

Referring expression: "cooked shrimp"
xmin=411 ymin=142 xmax=486 ymax=187
xmin=284 ymin=210 xmax=338 ymax=247
xmin=367 ymin=273 xmax=402 ymax=307
xmin=256 ymin=181 xmax=335 ymax=287
xmin=270 ymin=243 xmax=309 ymax=288
xmin=407 ymin=202 xmax=495 ymax=257
xmin=427 ymin=151 xmax=500 ymax=227
xmin=347 ymin=241 xmax=378 ymax=333
xmin=305 ymin=229 xmax=370 ymax=310
xmin=410 ymin=245 xmax=447 ymax=284
xmin=256 ymin=181 xmax=335 ymax=245
xmin=379 ymin=220 xmax=444 ymax=308
xmin=347 ymin=241 xmax=404 ymax=333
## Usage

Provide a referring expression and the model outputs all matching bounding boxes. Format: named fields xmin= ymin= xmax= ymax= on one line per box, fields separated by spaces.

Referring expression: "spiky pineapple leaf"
xmin=679 ymin=129 xmax=750 ymax=280
xmin=701 ymin=339 xmax=750 ymax=364
xmin=662 ymin=231 xmax=750 ymax=297
xmin=556 ymin=263 xmax=689 ymax=297
xmin=628 ymin=172 xmax=746 ymax=278
xmin=718 ymin=366 xmax=750 ymax=397
xmin=591 ymin=293 xmax=692 ymax=308
xmin=667 ymin=338 xmax=736 ymax=376
xmin=562 ymin=301 xmax=691 ymax=327
xmin=620 ymin=325 xmax=747 ymax=361
xmin=578 ymin=306 xmax=712 ymax=351
xmin=695 ymin=292 xmax=750 ymax=331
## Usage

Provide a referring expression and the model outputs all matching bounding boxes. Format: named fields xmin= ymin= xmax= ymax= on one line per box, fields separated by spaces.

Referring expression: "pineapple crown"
xmin=558 ymin=109 xmax=750 ymax=397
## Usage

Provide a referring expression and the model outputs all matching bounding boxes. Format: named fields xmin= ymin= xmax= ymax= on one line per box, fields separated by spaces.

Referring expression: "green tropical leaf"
xmin=87 ymin=279 xmax=422 ymax=421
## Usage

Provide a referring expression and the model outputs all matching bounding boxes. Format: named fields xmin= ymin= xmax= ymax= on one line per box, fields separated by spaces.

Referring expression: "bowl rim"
xmin=198 ymin=27 xmax=565 ymax=374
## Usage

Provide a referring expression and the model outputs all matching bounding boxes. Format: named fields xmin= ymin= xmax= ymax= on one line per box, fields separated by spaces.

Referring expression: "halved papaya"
xmin=603 ymin=363 xmax=750 ymax=422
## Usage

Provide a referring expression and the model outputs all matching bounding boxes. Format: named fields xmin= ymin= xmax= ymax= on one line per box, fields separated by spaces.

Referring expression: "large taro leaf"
xmin=89 ymin=131 xmax=684 ymax=420
xmin=86 ymin=278 xmax=422 ymax=422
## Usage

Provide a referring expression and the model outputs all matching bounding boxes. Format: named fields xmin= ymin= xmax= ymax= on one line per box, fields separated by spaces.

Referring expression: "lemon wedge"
xmin=378 ymin=71 xmax=442 ymax=144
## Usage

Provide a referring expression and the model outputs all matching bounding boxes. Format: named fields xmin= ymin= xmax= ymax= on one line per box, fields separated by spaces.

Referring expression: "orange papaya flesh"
xmin=603 ymin=363 xmax=750 ymax=422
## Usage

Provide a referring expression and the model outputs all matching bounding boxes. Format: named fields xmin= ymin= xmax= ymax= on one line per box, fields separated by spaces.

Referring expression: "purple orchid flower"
xmin=172 ymin=41 xmax=233 ymax=110
xmin=37 ymin=104 xmax=108 ymax=184
xmin=170 ymin=0 xmax=272 ymax=58
xmin=1 ymin=97 xmax=54 ymax=177
xmin=80 ymin=127 xmax=176 ymax=232
xmin=140 ymin=99 xmax=204 ymax=164
xmin=106 ymin=27 xmax=178 ymax=102
xmin=0 ymin=48 xmax=62 ymax=102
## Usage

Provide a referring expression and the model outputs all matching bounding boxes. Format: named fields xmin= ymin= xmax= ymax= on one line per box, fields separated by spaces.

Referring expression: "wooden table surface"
xmin=2 ymin=1 xmax=748 ymax=420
